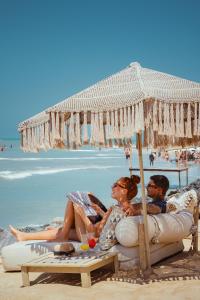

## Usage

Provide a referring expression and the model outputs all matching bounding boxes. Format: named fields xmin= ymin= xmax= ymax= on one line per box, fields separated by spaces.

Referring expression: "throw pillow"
xmin=166 ymin=189 xmax=197 ymax=214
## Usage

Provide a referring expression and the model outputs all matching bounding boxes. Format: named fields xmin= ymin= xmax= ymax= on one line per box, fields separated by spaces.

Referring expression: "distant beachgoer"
xmin=149 ymin=153 xmax=155 ymax=166
xmin=180 ymin=151 xmax=186 ymax=161
xmin=175 ymin=151 xmax=180 ymax=163
xmin=124 ymin=146 xmax=131 ymax=159
xmin=165 ymin=151 xmax=169 ymax=161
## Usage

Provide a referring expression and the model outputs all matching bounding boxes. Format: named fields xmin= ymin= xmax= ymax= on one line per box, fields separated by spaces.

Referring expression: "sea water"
xmin=0 ymin=139 xmax=200 ymax=229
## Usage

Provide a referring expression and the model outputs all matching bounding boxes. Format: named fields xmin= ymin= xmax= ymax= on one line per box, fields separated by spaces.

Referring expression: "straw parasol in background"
xmin=18 ymin=62 xmax=200 ymax=271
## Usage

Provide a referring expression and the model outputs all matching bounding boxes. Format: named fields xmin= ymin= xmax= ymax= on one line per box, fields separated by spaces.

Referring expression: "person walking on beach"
xmin=149 ymin=152 xmax=155 ymax=166
xmin=124 ymin=146 xmax=131 ymax=160
xmin=165 ymin=150 xmax=169 ymax=161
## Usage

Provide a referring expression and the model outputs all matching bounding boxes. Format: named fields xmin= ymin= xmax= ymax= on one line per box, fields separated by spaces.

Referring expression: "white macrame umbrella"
xmin=18 ymin=62 xmax=200 ymax=270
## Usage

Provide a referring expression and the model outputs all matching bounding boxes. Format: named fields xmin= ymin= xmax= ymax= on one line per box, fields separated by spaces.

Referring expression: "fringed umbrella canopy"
xmin=18 ymin=62 xmax=200 ymax=152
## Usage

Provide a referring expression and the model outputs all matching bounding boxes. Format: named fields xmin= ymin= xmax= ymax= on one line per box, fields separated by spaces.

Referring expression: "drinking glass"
xmin=80 ymin=233 xmax=89 ymax=251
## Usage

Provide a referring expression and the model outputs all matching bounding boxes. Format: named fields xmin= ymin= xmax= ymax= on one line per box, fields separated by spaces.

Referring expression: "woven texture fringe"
xmin=20 ymin=100 xmax=200 ymax=152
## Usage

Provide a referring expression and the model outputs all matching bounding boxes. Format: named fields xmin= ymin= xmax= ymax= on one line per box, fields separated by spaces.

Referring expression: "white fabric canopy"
xmin=18 ymin=62 xmax=200 ymax=152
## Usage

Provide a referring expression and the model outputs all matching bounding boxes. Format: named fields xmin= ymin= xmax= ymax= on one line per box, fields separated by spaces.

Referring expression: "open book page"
xmin=67 ymin=191 xmax=97 ymax=217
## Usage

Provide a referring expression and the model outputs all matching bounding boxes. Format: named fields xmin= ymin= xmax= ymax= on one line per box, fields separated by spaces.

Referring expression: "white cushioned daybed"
xmin=2 ymin=239 xmax=184 ymax=272
xmin=1 ymin=190 xmax=197 ymax=272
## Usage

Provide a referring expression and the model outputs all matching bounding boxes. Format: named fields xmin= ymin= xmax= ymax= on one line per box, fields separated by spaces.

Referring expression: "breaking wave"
xmin=0 ymin=156 xmax=120 ymax=161
xmin=0 ymin=165 xmax=120 ymax=180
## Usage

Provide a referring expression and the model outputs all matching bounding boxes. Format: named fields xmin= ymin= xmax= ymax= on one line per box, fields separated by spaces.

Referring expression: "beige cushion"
xmin=115 ymin=215 xmax=156 ymax=247
xmin=1 ymin=239 xmax=184 ymax=272
xmin=110 ymin=241 xmax=184 ymax=270
xmin=115 ymin=211 xmax=193 ymax=247
xmin=166 ymin=189 xmax=197 ymax=214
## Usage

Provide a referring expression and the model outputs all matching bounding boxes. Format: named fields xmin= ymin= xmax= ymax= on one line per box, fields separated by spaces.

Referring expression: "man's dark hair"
xmin=150 ymin=175 xmax=169 ymax=195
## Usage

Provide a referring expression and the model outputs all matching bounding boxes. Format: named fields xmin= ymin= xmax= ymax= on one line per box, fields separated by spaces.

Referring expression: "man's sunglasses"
xmin=146 ymin=183 xmax=158 ymax=189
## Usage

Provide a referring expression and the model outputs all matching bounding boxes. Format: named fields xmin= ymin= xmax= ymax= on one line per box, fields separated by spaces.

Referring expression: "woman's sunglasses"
xmin=112 ymin=182 xmax=126 ymax=189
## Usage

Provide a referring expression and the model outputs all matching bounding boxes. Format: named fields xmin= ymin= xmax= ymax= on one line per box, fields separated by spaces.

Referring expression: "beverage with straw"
xmin=87 ymin=232 xmax=96 ymax=249
xmin=80 ymin=232 xmax=96 ymax=251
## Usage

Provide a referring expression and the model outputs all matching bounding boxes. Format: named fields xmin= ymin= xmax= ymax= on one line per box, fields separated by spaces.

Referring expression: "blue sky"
xmin=0 ymin=0 xmax=200 ymax=138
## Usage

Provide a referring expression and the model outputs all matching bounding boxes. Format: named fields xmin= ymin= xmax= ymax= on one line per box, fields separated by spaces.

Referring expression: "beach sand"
xmin=0 ymin=235 xmax=200 ymax=300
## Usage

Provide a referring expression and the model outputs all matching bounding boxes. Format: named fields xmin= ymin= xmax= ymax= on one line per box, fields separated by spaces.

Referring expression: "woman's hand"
xmin=91 ymin=203 xmax=105 ymax=216
xmin=122 ymin=203 xmax=142 ymax=216
xmin=123 ymin=204 xmax=136 ymax=216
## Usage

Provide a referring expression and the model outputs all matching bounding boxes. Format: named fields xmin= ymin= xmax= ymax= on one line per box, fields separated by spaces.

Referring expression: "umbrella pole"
xmin=137 ymin=132 xmax=151 ymax=271
xmin=129 ymin=143 xmax=133 ymax=176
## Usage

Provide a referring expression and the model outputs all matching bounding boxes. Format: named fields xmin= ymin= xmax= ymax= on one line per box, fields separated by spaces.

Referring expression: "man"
xmin=124 ymin=146 xmax=130 ymax=160
xmin=124 ymin=175 xmax=169 ymax=216
xmin=149 ymin=152 xmax=155 ymax=166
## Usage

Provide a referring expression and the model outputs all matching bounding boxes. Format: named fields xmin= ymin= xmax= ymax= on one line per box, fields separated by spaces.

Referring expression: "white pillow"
xmin=115 ymin=216 xmax=156 ymax=247
xmin=167 ymin=189 xmax=197 ymax=214
xmin=99 ymin=205 xmax=125 ymax=250
xmin=152 ymin=211 xmax=193 ymax=243
xmin=115 ymin=211 xmax=194 ymax=247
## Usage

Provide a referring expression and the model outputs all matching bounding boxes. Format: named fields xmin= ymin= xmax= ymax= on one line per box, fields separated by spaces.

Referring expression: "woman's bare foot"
xmin=45 ymin=226 xmax=55 ymax=231
xmin=9 ymin=225 xmax=27 ymax=241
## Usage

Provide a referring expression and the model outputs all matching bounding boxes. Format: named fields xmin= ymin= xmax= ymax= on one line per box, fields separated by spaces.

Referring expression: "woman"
xmin=10 ymin=175 xmax=140 ymax=243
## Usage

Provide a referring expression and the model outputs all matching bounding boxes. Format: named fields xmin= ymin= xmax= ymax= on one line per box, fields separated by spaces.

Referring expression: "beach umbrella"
xmin=18 ymin=62 xmax=200 ymax=270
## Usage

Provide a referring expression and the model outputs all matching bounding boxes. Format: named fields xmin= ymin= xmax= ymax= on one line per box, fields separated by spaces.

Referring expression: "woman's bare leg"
xmin=73 ymin=204 xmax=95 ymax=240
xmin=74 ymin=209 xmax=87 ymax=242
xmin=9 ymin=225 xmax=63 ymax=241
xmin=10 ymin=200 xmax=76 ymax=242
xmin=58 ymin=200 xmax=75 ymax=240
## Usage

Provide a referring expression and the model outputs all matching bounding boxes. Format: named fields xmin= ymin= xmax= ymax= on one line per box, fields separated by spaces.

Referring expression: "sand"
xmin=0 ymin=237 xmax=200 ymax=300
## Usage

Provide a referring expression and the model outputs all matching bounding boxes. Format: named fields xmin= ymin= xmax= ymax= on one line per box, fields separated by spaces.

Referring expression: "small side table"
xmin=21 ymin=251 xmax=118 ymax=288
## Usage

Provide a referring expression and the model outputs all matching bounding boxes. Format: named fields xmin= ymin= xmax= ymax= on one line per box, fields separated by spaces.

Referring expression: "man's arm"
xmin=123 ymin=203 xmax=162 ymax=216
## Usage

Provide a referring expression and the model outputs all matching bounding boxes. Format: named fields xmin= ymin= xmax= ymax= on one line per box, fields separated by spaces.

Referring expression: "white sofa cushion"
xmin=115 ymin=210 xmax=193 ymax=247
xmin=115 ymin=215 xmax=156 ymax=247
xmin=1 ymin=239 xmax=184 ymax=272
xmin=1 ymin=240 xmax=81 ymax=272
xmin=166 ymin=189 xmax=198 ymax=213
xmin=110 ymin=241 xmax=184 ymax=270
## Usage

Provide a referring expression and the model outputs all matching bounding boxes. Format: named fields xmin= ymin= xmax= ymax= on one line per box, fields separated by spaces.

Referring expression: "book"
xmin=67 ymin=191 xmax=97 ymax=217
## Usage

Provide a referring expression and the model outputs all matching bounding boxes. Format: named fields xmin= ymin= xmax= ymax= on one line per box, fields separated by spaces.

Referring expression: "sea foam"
xmin=0 ymin=156 xmax=120 ymax=161
xmin=0 ymin=165 xmax=120 ymax=180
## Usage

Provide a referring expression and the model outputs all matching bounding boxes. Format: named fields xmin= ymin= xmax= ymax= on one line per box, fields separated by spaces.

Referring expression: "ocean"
xmin=0 ymin=139 xmax=200 ymax=230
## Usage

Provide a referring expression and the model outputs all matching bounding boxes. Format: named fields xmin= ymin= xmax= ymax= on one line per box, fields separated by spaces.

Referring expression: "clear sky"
xmin=0 ymin=0 xmax=200 ymax=138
